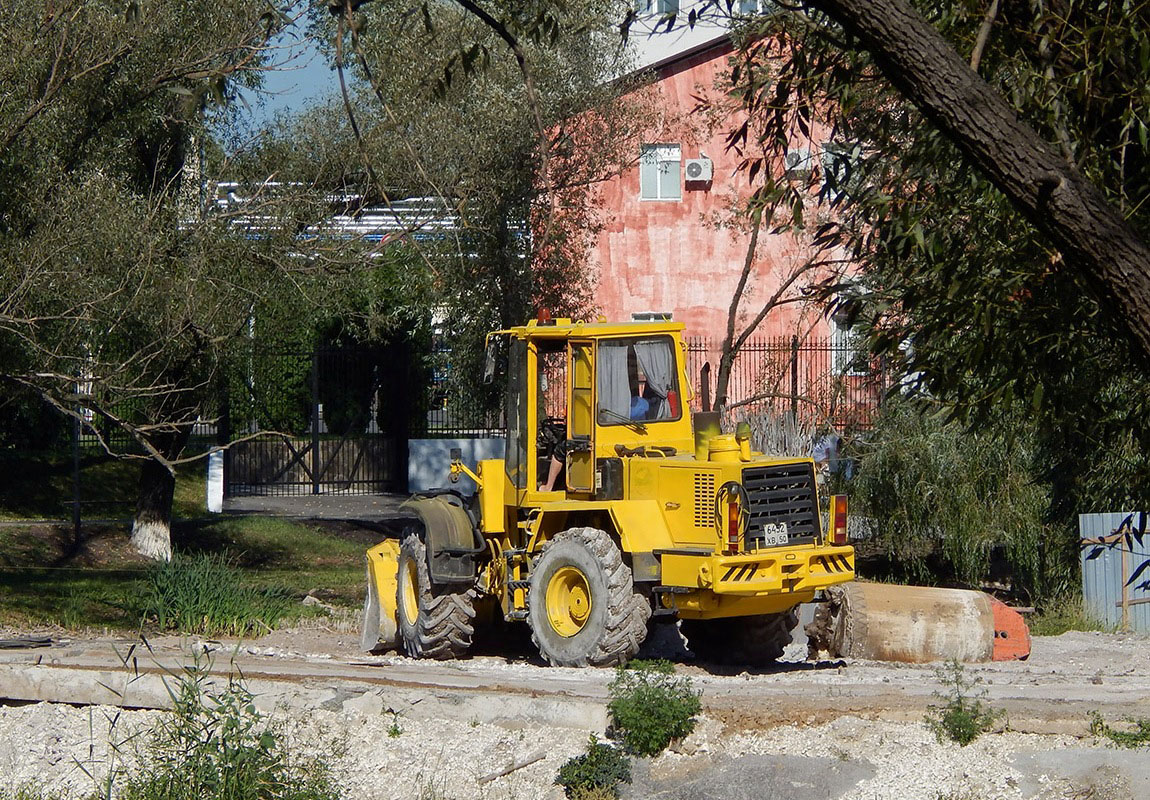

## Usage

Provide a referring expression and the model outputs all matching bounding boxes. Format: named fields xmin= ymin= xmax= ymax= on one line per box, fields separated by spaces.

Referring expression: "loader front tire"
xmin=396 ymin=530 xmax=476 ymax=660
xmin=528 ymin=527 xmax=650 ymax=667
xmin=681 ymin=607 xmax=799 ymax=667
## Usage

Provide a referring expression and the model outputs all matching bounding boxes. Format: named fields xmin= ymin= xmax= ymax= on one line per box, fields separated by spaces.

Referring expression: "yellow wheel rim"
xmin=401 ymin=557 xmax=419 ymax=625
xmin=546 ymin=566 xmax=592 ymax=638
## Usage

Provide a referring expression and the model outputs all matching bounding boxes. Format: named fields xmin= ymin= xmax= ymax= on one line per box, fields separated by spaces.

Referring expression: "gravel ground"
xmin=1 ymin=629 xmax=1148 ymax=800
xmin=0 ymin=699 xmax=1138 ymax=800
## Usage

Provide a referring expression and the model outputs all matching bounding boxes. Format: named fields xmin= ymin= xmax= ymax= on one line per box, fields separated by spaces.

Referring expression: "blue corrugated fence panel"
xmin=1079 ymin=511 xmax=1150 ymax=633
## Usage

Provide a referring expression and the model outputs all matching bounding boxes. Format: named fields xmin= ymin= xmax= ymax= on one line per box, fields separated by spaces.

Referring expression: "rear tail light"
xmin=727 ymin=498 xmax=740 ymax=552
xmin=830 ymin=495 xmax=848 ymax=545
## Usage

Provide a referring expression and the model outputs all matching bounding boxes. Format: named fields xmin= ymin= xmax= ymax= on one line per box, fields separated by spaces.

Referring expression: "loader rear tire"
xmin=528 ymin=527 xmax=650 ymax=667
xmin=396 ymin=530 xmax=476 ymax=660
xmin=681 ymin=607 xmax=799 ymax=667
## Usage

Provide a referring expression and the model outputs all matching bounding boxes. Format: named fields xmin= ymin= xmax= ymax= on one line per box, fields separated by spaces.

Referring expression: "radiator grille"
xmin=741 ymin=463 xmax=820 ymax=547
xmin=693 ymin=472 xmax=715 ymax=528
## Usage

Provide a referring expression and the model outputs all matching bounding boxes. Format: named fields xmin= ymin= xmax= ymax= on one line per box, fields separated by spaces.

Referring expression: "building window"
xmin=640 ymin=143 xmax=681 ymax=201
xmin=634 ymin=0 xmax=679 ymax=12
xmin=821 ymin=141 xmax=861 ymax=203
xmin=830 ymin=301 xmax=868 ymax=377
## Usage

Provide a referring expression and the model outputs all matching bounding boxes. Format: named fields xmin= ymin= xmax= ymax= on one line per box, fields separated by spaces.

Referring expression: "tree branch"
xmin=803 ymin=0 xmax=1150 ymax=367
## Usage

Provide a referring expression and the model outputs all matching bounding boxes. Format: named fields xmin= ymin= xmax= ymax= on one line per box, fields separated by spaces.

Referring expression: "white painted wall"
xmin=408 ymin=438 xmax=506 ymax=495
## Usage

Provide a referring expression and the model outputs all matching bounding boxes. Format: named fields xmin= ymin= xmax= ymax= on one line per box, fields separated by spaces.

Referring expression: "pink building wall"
xmin=591 ymin=43 xmax=832 ymax=344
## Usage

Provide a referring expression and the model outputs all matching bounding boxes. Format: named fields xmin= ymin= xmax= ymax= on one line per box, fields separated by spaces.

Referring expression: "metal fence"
xmin=686 ymin=335 xmax=888 ymax=432
xmin=1080 ymin=512 xmax=1150 ymax=633
xmin=221 ymin=348 xmax=408 ymax=497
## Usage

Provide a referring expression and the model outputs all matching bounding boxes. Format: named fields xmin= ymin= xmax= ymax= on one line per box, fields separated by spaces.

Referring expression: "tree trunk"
xmin=805 ymin=0 xmax=1150 ymax=365
xmin=130 ymin=427 xmax=191 ymax=561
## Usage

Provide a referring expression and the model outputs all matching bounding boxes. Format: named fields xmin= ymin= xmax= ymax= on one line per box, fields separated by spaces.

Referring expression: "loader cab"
xmin=489 ymin=319 xmax=694 ymax=505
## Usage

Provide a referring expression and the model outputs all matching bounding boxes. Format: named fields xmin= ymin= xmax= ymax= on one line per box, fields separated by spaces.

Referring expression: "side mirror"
xmin=483 ymin=336 xmax=506 ymax=385
xmin=449 ymin=447 xmax=463 ymax=461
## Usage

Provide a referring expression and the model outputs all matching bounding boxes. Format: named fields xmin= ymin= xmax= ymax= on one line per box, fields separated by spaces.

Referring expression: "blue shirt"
xmin=630 ymin=396 xmax=650 ymax=420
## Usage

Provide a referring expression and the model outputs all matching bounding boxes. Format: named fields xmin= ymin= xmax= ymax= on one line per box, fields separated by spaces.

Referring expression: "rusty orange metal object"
xmin=809 ymin=583 xmax=1030 ymax=663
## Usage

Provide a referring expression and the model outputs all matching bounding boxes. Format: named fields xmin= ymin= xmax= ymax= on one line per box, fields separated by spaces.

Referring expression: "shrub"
xmin=1029 ymin=594 xmax=1109 ymax=636
xmin=554 ymin=735 xmax=631 ymax=799
xmin=925 ymin=660 xmax=1000 ymax=746
xmin=849 ymin=397 xmax=1069 ymax=602
xmin=120 ymin=662 xmax=340 ymax=800
xmin=607 ymin=659 xmax=701 ymax=756
xmin=144 ymin=553 xmax=293 ymax=637
xmin=1089 ymin=711 xmax=1150 ymax=748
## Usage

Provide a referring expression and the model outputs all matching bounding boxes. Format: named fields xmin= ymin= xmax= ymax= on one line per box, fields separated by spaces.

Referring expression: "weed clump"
xmin=1029 ymin=595 xmax=1109 ymax=636
xmin=925 ymin=660 xmax=1000 ymax=746
xmin=607 ymin=659 xmax=701 ymax=756
xmin=144 ymin=553 xmax=293 ymax=637
xmin=1089 ymin=711 xmax=1150 ymax=748
xmin=554 ymin=735 xmax=631 ymax=800
xmin=119 ymin=664 xmax=340 ymax=800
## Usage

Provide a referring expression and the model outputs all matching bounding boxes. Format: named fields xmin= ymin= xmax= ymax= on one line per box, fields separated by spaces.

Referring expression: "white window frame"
xmin=639 ymin=143 xmax=682 ymax=201
xmin=830 ymin=303 xmax=868 ymax=377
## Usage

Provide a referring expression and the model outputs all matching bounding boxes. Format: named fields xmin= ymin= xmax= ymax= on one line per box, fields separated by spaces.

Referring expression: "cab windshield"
xmin=596 ymin=336 xmax=680 ymax=425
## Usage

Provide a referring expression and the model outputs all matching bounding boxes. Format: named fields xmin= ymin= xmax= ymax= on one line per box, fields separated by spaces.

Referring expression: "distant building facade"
xmin=593 ymin=2 xmax=837 ymax=343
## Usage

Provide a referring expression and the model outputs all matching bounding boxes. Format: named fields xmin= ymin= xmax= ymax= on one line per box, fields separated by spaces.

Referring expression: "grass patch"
xmin=0 ymin=516 xmax=365 ymax=633
xmin=0 ymin=565 xmax=146 ymax=630
xmin=0 ymin=455 xmax=205 ymax=522
xmin=1029 ymin=594 xmax=1110 ymax=636
xmin=145 ymin=554 xmax=295 ymax=637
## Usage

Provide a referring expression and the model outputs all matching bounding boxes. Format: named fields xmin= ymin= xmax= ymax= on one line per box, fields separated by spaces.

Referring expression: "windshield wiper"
xmin=598 ymin=407 xmax=647 ymax=433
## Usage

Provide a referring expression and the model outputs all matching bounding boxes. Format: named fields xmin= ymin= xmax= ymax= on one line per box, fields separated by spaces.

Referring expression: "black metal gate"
xmin=222 ymin=347 xmax=412 ymax=497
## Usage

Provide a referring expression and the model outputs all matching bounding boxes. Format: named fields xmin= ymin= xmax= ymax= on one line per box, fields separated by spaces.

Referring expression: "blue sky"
xmin=236 ymin=18 xmax=342 ymax=126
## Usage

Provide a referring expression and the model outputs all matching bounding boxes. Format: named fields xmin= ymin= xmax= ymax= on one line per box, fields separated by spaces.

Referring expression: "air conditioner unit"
xmin=684 ymin=157 xmax=713 ymax=182
xmin=784 ymin=148 xmax=813 ymax=178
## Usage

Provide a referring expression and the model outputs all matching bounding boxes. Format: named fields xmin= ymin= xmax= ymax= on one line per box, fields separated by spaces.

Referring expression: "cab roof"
xmin=494 ymin=318 xmax=686 ymax=340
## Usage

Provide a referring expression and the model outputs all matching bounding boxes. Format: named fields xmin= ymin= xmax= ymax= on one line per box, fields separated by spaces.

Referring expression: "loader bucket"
xmin=807 ymin=583 xmax=1030 ymax=663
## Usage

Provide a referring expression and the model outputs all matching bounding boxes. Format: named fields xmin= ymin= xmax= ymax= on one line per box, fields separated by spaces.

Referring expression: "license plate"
xmin=760 ymin=522 xmax=789 ymax=547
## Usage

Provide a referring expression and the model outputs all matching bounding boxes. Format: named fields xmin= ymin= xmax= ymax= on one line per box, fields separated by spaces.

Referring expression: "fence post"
xmin=790 ymin=335 xmax=799 ymax=417
xmin=71 ymin=412 xmax=81 ymax=544
xmin=218 ymin=373 xmax=231 ymax=499
xmin=311 ymin=350 xmax=320 ymax=495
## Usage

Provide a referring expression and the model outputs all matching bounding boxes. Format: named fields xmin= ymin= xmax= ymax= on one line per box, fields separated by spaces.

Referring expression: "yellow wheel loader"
xmin=361 ymin=318 xmax=855 ymax=667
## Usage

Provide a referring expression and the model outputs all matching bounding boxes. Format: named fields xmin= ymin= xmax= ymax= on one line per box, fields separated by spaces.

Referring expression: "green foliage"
xmin=144 ymin=553 xmax=294 ymax=637
xmin=1089 ymin=711 xmax=1150 ymax=749
xmin=711 ymin=2 xmax=1150 ymax=530
xmin=118 ymin=662 xmax=341 ymax=800
xmin=607 ymin=659 xmax=701 ymax=757
xmin=554 ymin=735 xmax=631 ymax=800
xmin=0 ymin=787 xmax=67 ymax=800
xmin=925 ymin=660 xmax=1000 ymax=746
xmin=850 ymin=397 xmax=1069 ymax=601
xmin=1028 ymin=595 xmax=1109 ymax=637
xmin=283 ymin=0 xmax=652 ymax=413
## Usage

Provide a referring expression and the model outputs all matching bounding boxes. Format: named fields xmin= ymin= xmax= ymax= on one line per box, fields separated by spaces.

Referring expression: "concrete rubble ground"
xmin=0 ymin=622 xmax=1148 ymax=800
xmin=2 ymin=499 xmax=1146 ymax=799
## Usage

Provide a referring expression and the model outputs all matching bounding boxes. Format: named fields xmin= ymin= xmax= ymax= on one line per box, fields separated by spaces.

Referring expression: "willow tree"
xmin=311 ymin=0 xmax=652 ymax=405
xmin=0 ymin=1 xmax=369 ymax=559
